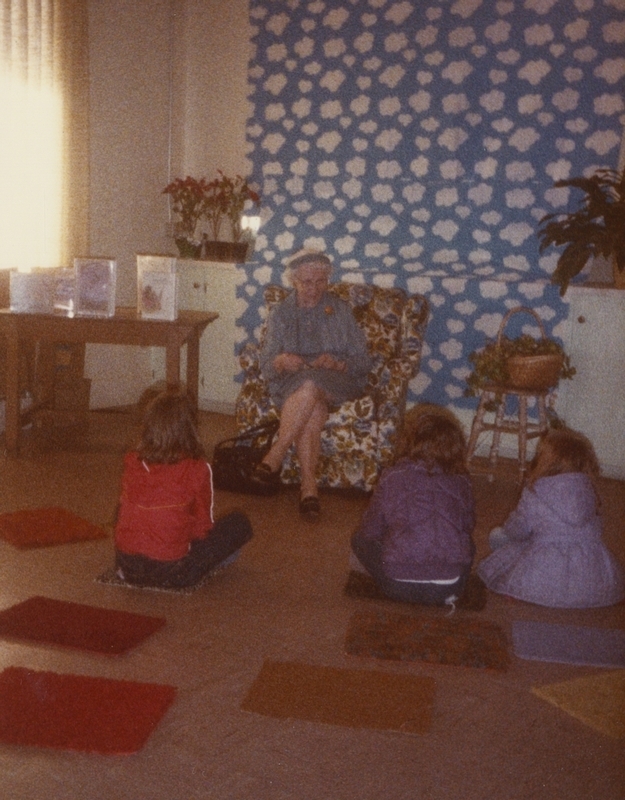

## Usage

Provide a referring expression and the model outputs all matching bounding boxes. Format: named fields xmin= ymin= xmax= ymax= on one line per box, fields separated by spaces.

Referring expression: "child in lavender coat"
xmin=351 ymin=408 xmax=476 ymax=607
xmin=478 ymin=428 xmax=624 ymax=608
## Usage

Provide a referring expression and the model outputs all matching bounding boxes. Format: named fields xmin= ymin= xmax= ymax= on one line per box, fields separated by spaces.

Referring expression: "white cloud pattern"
xmin=243 ymin=0 xmax=623 ymax=411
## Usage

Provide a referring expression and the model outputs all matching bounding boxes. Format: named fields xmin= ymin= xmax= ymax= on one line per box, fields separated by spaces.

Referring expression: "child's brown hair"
xmin=137 ymin=390 xmax=205 ymax=464
xmin=397 ymin=406 xmax=468 ymax=475
xmin=527 ymin=428 xmax=599 ymax=488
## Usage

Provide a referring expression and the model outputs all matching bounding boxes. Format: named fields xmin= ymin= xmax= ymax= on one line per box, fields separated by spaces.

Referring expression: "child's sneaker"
xmin=349 ymin=551 xmax=369 ymax=574
xmin=444 ymin=594 xmax=458 ymax=615
xmin=210 ymin=549 xmax=241 ymax=574
xmin=488 ymin=526 xmax=509 ymax=550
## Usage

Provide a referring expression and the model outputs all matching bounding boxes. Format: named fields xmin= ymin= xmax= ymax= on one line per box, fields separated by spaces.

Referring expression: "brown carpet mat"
xmin=345 ymin=608 xmax=510 ymax=671
xmin=344 ymin=570 xmax=487 ymax=611
xmin=241 ymin=660 xmax=435 ymax=735
xmin=0 ymin=507 xmax=107 ymax=549
xmin=532 ymin=671 xmax=625 ymax=740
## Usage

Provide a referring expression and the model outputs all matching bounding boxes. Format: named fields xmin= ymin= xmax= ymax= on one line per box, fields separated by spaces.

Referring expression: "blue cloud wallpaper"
xmin=237 ymin=0 xmax=624 ymax=410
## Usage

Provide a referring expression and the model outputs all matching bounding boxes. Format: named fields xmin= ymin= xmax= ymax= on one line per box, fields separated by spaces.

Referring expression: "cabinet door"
xmin=557 ymin=288 xmax=625 ymax=478
xmin=178 ymin=262 xmax=238 ymax=413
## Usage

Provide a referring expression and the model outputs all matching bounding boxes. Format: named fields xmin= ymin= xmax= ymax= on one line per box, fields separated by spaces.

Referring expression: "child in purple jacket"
xmin=351 ymin=408 xmax=476 ymax=607
xmin=478 ymin=428 xmax=624 ymax=608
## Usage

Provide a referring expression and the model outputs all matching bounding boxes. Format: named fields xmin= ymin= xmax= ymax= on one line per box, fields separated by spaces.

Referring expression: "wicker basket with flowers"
xmin=465 ymin=307 xmax=575 ymax=403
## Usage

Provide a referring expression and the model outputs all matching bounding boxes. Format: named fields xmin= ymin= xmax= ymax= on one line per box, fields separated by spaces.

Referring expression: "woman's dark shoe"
xmin=299 ymin=495 xmax=320 ymax=521
xmin=252 ymin=462 xmax=281 ymax=485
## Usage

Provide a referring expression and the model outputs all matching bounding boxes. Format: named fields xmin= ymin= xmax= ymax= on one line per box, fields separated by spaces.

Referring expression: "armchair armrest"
xmin=239 ymin=342 xmax=261 ymax=377
xmin=372 ymin=356 xmax=422 ymax=470
xmin=376 ymin=357 xmax=419 ymax=408
xmin=400 ymin=295 xmax=429 ymax=360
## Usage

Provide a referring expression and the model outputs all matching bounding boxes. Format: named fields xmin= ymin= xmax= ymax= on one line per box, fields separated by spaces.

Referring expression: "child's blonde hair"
xmin=397 ymin=405 xmax=468 ymax=475
xmin=137 ymin=390 xmax=205 ymax=464
xmin=527 ymin=428 xmax=599 ymax=488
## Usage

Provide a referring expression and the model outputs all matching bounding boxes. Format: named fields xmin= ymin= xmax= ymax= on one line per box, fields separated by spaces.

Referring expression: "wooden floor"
xmin=0 ymin=409 xmax=623 ymax=800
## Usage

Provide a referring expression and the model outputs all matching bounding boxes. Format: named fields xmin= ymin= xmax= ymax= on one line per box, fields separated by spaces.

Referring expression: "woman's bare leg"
xmin=294 ymin=398 xmax=328 ymax=498
xmin=262 ymin=381 xmax=328 ymax=492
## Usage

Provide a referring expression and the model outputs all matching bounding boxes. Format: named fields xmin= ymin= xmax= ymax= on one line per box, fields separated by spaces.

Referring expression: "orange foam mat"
xmin=241 ymin=660 xmax=435 ymax=735
xmin=532 ymin=671 xmax=625 ymax=740
xmin=0 ymin=667 xmax=177 ymax=755
xmin=0 ymin=596 xmax=166 ymax=655
xmin=345 ymin=608 xmax=510 ymax=671
xmin=0 ymin=507 xmax=107 ymax=548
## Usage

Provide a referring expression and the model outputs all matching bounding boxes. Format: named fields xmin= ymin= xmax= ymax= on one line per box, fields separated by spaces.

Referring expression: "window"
xmin=0 ymin=0 xmax=89 ymax=271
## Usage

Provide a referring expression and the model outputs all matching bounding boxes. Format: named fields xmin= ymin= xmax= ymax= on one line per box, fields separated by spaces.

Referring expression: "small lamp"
xmin=241 ymin=215 xmax=261 ymax=235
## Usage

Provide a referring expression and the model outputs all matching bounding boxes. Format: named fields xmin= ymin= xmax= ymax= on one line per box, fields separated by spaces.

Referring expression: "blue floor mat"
xmin=512 ymin=620 xmax=625 ymax=668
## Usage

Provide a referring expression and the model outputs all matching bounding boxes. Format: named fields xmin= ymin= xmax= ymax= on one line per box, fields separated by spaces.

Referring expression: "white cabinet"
xmin=556 ymin=286 xmax=625 ymax=479
xmin=149 ymin=260 xmax=239 ymax=414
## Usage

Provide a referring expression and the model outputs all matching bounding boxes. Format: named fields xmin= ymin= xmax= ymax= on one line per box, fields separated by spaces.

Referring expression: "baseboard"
xmin=598 ymin=463 xmax=625 ymax=481
xmin=447 ymin=404 xmax=624 ymax=480
xmin=199 ymin=399 xmax=236 ymax=416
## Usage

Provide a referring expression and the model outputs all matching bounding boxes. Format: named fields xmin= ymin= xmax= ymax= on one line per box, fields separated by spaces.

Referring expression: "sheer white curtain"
xmin=0 ymin=0 xmax=89 ymax=271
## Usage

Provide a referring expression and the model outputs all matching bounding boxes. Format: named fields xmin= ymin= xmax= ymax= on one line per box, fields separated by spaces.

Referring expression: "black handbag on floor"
xmin=211 ymin=420 xmax=280 ymax=495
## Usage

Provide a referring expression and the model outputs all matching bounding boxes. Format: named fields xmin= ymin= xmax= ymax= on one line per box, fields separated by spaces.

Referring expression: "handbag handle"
xmin=218 ymin=419 xmax=279 ymax=447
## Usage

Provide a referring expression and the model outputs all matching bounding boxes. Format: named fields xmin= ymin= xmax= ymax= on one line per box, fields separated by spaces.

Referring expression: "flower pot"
xmin=202 ymin=240 xmax=249 ymax=263
xmin=175 ymin=237 xmax=202 ymax=259
xmin=506 ymin=353 xmax=564 ymax=390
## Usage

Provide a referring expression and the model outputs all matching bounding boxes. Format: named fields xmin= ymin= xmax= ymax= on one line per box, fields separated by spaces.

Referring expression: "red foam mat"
xmin=0 ymin=596 xmax=166 ymax=655
xmin=0 ymin=667 xmax=177 ymax=755
xmin=0 ymin=507 xmax=107 ymax=548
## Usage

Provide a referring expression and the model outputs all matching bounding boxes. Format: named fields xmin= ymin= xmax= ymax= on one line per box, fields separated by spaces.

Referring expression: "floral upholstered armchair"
xmin=235 ymin=283 xmax=429 ymax=492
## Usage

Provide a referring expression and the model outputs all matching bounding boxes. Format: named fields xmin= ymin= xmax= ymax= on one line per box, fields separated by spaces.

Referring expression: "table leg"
xmin=467 ymin=393 xmax=487 ymax=462
xmin=35 ymin=341 xmax=56 ymax=406
xmin=4 ymin=326 xmax=20 ymax=455
xmin=165 ymin=341 xmax=181 ymax=393
xmin=489 ymin=392 xmax=506 ymax=471
xmin=518 ymin=395 xmax=528 ymax=475
xmin=185 ymin=332 xmax=200 ymax=411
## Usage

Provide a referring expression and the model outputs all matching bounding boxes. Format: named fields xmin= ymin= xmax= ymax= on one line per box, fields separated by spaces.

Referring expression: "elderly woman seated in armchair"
xmin=251 ymin=249 xmax=372 ymax=519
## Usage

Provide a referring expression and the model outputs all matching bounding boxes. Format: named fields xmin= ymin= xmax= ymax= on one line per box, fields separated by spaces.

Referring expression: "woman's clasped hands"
xmin=273 ymin=352 xmax=347 ymax=373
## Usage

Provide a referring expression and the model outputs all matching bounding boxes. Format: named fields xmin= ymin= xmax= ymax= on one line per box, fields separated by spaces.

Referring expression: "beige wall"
xmin=88 ymin=0 xmax=172 ymax=305
xmin=88 ymin=0 xmax=251 ymax=303
xmin=86 ymin=0 xmax=250 ymax=405
xmin=171 ymin=0 xmax=252 ymax=180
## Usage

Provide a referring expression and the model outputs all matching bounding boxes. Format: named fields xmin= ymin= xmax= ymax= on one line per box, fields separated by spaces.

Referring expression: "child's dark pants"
xmin=115 ymin=511 xmax=252 ymax=589
xmin=351 ymin=534 xmax=468 ymax=606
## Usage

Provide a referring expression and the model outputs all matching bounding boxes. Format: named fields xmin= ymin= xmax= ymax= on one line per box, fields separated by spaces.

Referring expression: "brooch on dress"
xmin=324 ymin=305 xmax=334 ymax=315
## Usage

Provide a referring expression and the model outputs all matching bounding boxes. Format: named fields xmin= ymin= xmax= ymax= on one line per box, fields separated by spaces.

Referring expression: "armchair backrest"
xmin=261 ymin=282 xmax=429 ymax=365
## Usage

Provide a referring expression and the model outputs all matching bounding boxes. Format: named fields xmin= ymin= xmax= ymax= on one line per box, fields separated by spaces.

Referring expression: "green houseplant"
xmin=465 ymin=308 xmax=575 ymax=407
xmin=538 ymin=166 xmax=625 ymax=296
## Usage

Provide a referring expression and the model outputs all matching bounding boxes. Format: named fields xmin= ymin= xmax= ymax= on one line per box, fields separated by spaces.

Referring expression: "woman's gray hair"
xmin=286 ymin=249 xmax=333 ymax=276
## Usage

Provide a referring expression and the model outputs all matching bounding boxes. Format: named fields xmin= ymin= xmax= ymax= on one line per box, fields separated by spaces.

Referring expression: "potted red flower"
xmin=162 ymin=176 xmax=208 ymax=259
xmin=202 ymin=171 xmax=261 ymax=262
xmin=163 ymin=172 xmax=261 ymax=262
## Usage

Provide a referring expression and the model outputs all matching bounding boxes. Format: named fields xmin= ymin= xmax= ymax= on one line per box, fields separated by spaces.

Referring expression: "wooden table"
xmin=0 ymin=307 xmax=218 ymax=455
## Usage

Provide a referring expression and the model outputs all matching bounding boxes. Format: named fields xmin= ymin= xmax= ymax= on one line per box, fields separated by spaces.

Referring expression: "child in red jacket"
xmin=114 ymin=390 xmax=252 ymax=588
